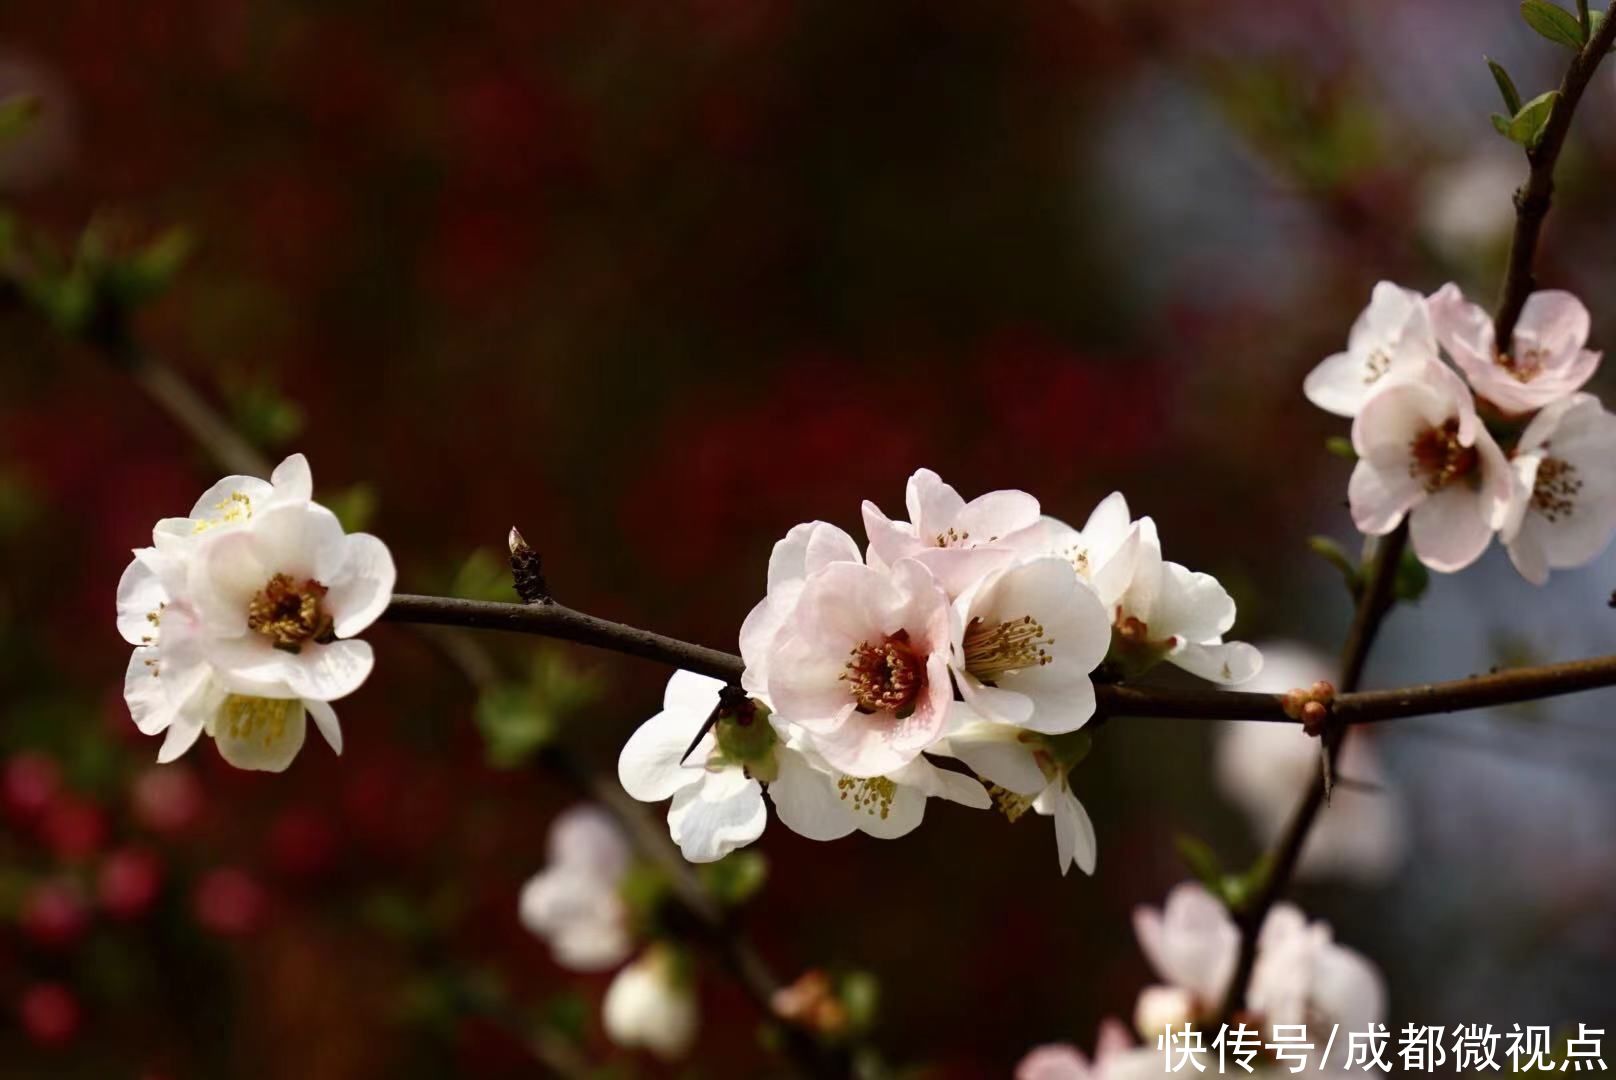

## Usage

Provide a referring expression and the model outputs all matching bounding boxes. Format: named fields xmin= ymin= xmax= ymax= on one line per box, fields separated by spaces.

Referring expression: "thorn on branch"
xmin=508 ymin=527 xmax=551 ymax=605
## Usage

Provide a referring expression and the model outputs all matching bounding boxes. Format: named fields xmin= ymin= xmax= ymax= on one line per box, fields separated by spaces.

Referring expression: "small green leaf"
xmin=1324 ymin=435 xmax=1357 ymax=461
xmin=837 ymin=971 xmax=881 ymax=1034
xmin=228 ymin=381 xmax=306 ymax=450
xmin=1392 ymin=546 xmax=1430 ymax=604
xmin=1521 ymin=0 xmax=1586 ymax=46
xmin=1492 ymin=113 xmax=1513 ymax=136
xmin=1507 ymin=90 xmax=1561 ymax=149
xmin=1220 ymin=854 xmax=1274 ymax=913
xmin=1486 ymin=57 xmax=1524 ymax=115
xmin=1307 ymin=535 xmax=1361 ymax=596
xmin=475 ymin=684 xmax=559 ymax=767
xmin=105 ymin=225 xmax=194 ymax=305
xmin=1174 ymin=834 xmax=1224 ymax=895
xmin=0 ymin=94 xmax=40 ymax=144
xmin=699 ymin=850 xmax=769 ymax=907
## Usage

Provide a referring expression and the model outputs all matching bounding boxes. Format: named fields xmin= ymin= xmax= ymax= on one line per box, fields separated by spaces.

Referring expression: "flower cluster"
xmin=518 ymin=805 xmax=698 ymax=1061
xmin=1306 ymin=283 xmax=1616 ymax=581
xmin=620 ymin=469 xmax=1261 ymax=875
xmin=117 ymin=455 xmax=395 ymax=772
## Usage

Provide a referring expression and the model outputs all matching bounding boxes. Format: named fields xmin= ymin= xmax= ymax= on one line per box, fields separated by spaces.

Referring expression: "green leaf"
xmin=1174 ymin=834 xmax=1224 ymax=895
xmin=699 ymin=850 xmax=769 ymax=907
xmin=0 ymin=94 xmax=40 ymax=145
xmin=228 ymin=381 xmax=306 ymax=450
xmin=1220 ymin=854 xmax=1274 ymax=913
xmin=1307 ymin=535 xmax=1361 ymax=596
xmin=1521 ymin=0 xmax=1586 ymax=46
xmin=1486 ymin=57 xmax=1524 ymax=115
xmin=837 ymin=971 xmax=881 ymax=1034
xmin=1507 ymin=90 xmax=1561 ymax=149
xmin=105 ymin=225 xmax=194 ymax=305
xmin=1492 ymin=113 xmax=1513 ymax=136
xmin=475 ymin=652 xmax=601 ymax=768
xmin=1392 ymin=546 xmax=1430 ymax=604
xmin=1323 ymin=435 xmax=1357 ymax=461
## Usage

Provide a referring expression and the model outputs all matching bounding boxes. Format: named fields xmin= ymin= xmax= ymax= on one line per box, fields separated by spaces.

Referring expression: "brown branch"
xmin=1493 ymin=9 xmax=1616 ymax=344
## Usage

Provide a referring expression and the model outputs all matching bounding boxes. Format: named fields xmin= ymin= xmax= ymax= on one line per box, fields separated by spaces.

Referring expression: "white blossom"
xmin=517 ymin=805 xmax=633 ymax=972
xmin=861 ymin=468 xmax=1042 ymax=597
xmin=1018 ymin=491 xmax=1142 ymax=609
xmin=1304 ymin=282 xmax=1441 ymax=417
xmin=602 ymin=946 xmax=699 ymax=1061
xmin=1347 ymin=358 xmax=1513 ymax=572
xmin=738 ymin=520 xmax=863 ymax=699
xmin=1430 ymin=283 xmax=1601 ymax=416
xmin=1500 ymin=393 xmax=1616 ymax=584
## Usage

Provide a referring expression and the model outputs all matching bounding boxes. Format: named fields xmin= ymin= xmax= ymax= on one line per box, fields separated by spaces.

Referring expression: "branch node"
xmin=507 ymin=527 xmax=551 ymax=605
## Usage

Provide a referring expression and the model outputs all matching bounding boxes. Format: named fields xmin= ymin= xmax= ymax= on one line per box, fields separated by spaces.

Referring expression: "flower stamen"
xmin=839 ymin=631 xmax=925 ymax=714
xmin=1531 ymin=456 xmax=1581 ymax=523
xmin=836 ymin=775 xmax=896 ymax=819
xmin=1408 ymin=418 xmax=1478 ymax=493
xmin=248 ymin=573 xmax=333 ymax=652
xmin=963 ymin=614 xmax=1053 ymax=681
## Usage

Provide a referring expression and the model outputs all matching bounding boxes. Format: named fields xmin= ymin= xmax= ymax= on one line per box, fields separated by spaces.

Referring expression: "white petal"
xmin=187 ymin=475 xmax=273 ymax=522
xmin=124 ymin=648 xmax=176 ymax=735
xmin=1039 ymin=783 xmax=1096 ymax=876
xmin=619 ymin=705 xmax=709 ymax=803
xmin=944 ymin=729 xmax=1046 ymax=795
xmin=1408 ymin=486 xmax=1494 ymax=572
xmin=283 ymin=638 xmax=375 ymax=701
xmin=307 ymin=698 xmax=343 ymax=755
xmin=210 ymin=695 xmax=307 ymax=772
xmin=1169 ymin=640 xmax=1263 ymax=684
xmin=268 ymin=453 xmax=314 ymax=502
xmin=667 ymin=770 xmax=767 ymax=862
xmin=325 ymin=533 xmax=396 ymax=638
xmin=1156 ymin=562 xmax=1237 ymax=642
xmin=904 ymin=468 xmax=966 ymax=536
xmin=116 ymin=551 xmax=169 ymax=645
xmin=769 ymin=749 xmax=858 ymax=842
xmin=1302 ymin=350 xmax=1376 ymax=417
xmin=1348 ymin=459 xmax=1422 ymax=536
xmin=156 ymin=714 xmax=206 ymax=763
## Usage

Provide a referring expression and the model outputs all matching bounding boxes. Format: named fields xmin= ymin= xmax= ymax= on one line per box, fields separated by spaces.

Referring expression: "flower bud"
xmin=1133 ymin=983 xmax=1197 ymax=1041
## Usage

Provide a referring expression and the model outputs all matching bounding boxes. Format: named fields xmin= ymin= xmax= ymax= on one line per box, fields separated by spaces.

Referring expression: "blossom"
xmin=1347 ymin=359 xmax=1513 ymax=572
xmin=941 ymin=718 xmax=1098 ymax=875
xmin=1132 ymin=882 xmax=1384 ymax=1033
xmin=1303 ymin=282 xmax=1441 ymax=417
xmin=950 ymin=557 xmax=1111 ymax=734
xmin=1429 ymin=283 xmax=1601 ymax=416
xmin=602 ymin=945 xmax=699 ymax=1061
xmin=1019 ymin=491 xmax=1142 ymax=608
xmin=862 ymin=468 xmax=1042 ymax=597
xmin=1500 ymin=393 xmax=1616 ymax=584
xmin=738 ymin=521 xmax=863 ymax=698
xmin=1106 ymin=515 xmax=1262 ymax=685
xmin=518 ymin=804 xmax=633 ymax=972
xmin=117 ymin=453 xmax=394 ymax=770
xmin=766 ymin=559 xmax=953 ymax=776
xmin=1015 ymin=1020 xmax=1165 ymax=1080
xmin=1215 ymin=644 xmax=1406 ymax=884
xmin=620 ymin=671 xmax=988 ymax=857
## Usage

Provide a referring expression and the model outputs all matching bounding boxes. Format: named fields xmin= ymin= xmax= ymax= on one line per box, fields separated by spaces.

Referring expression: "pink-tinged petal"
xmin=268 ymin=453 xmax=313 ymax=502
xmin=808 ymin=716 xmax=920 ymax=778
xmin=769 ymin=750 xmax=858 ymax=842
xmin=1303 ymin=349 xmax=1377 ymax=417
xmin=1348 ymin=460 xmax=1422 ymax=536
xmin=1506 ymin=515 xmax=1551 ymax=586
xmin=1408 ymin=487 xmax=1493 ymax=572
xmin=306 ymin=699 xmax=342 ymax=755
xmin=1015 ymin=1044 xmax=1091 ymax=1080
xmin=548 ymin=805 xmax=632 ymax=878
xmin=1133 ymin=883 xmax=1239 ymax=1004
xmin=904 ymin=545 xmax=1021 ymax=600
xmin=116 ymin=552 xmax=169 ymax=645
xmin=1307 ymin=942 xmax=1387 ymax=1031
xmin=1169 ymin=641 xmax=1263 ymax=685
xmin=1428 ymin=282 xmax=1496 ymax=379
xmin=156 ymin=714 xmax=206 ymax=764
xmin=1515 ymin=289 xmax=1591 ymax=363
xmin=1094 ymin=1018 xmax=1134 ymax=1064
xmin=956 ymin=488 xmax=1041 ymax=543
xmin=904 ymin=468 xmax=966 ymax=537
xmin=767 ymin=632 xmax=860 ymax=729
xmin=187 ymin=475 xmax=272 ymax=522
xmin=325 ymin=533 xmax=396 ymax=638
xmin=666 ymin=770 xmax=766 ymax=862
xmin=738 ymin=591 xmax=790 ymax=696
xmin=861 ymin=499 xmax=920 ymax=568
xmin=1083 ymin=492 xmax=1132 ymax=547
xmin=283 ymin=639 xmax=375 ymax=702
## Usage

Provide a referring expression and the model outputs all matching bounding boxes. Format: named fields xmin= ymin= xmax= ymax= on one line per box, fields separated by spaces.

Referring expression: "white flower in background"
xmin=1303 ymin=282 xmax=1440 ymax=417
xmin=767 ymin=559 xmax=954 ymax=777
xmin=117 ymin=454 xmax=393 ymax=771
xmin=1215 ymin=643 xmax=1406 ymax=884
xmin=738 ymin=521 xmax=863 ymax=698
xmin=941 ymin=718 xmax=1098 ymax=876
xmin=620 ymin=671 xmax=988 ymax=857
xmin=950 ymin=557 xmax=1111 ymax=734
xmin=1107 ymin=517 xmax=1262 ymax=685
xmin=1417 ymin=151 xmax=1520 ymax=263
xmin=1348 ymin=358 xmax=1513 ymax=572
xmin=1132 ymin=883 xmax=1385 ymax=1034
xmin=862 ymin=468 xmax=1042 ymax=597
xmin=602 ymin=945 xmax=699 ymax=1061
xmin=1016 ymin=1019 xmax=1166 ymax=1080
xmin=1500 ymin=393 xmax=1616 ymax=585
xmin=1429 ymin=283 xmax=1601 ymax=416
xmin=518 ymin=804 xmax=633 ymax=972
xmin=1020 ymin=491 xmax=1142 ymax=609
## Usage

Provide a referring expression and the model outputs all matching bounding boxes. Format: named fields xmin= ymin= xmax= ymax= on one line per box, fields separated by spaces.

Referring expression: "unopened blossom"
xmin=1016 ymin=1020 xmax=1166 ymax=1080
xmin=1429 ymin=283 xmax=1601 ymax=416
xmin=1132 ymin=883 xmax=1384 ymax=1034
xmin=941 ymin=717 xmax=1098 ymax=876
xmin=1348 ymin=359 xmax=1513 ymax=572
xmin=1303 ymin=282 xmax=1441 ymax=417
xmin=1500 ymin=393 xmax=1616 ymax=585
xmin=1216 ymin=644 xmax=1406 ymax=884
xmin=1106 ymin=517 xmax=1262 ymax=685
xmin=950 ymin=557 xmax=1111 ymax=734
xmin=766 ymin=559 xmax=954 ymax=777
xmin=602 ymin=945 xmax=699 ymax=1061
xmin=738 ymin=521 xmax=862 ymax=698
xmin=620 ymin=671 xmax=988 ymax=856
xmin=1020 ymin=491 xmax=1142 ymax=609
xmin=518 ymin=804 xmax=633 ymax=972
xmin=862 ymin=468 xmax=1042 ymax=597
xmin=117 ymin=454 xmax=393 ymax=771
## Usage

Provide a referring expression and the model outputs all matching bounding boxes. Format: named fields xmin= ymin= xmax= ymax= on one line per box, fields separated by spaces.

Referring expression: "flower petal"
xmin=325 ymin=533 xmax=397 ymax=638
xmin=307 ymin=698 xmax=343 ymax=755
xmin=667 ymin=770 xmax=767 ymax=862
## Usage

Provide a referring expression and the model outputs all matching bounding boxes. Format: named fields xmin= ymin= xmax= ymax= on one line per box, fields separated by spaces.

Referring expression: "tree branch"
xmin=1493 ymin=8 xmax=1616 ymax=344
